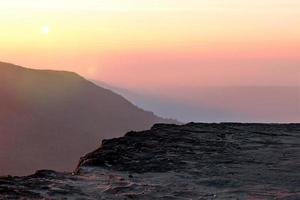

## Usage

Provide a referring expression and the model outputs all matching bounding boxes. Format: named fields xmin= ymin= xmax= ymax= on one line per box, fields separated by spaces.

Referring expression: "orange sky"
xmin=0 ymin=0 xmax=299 ymax=89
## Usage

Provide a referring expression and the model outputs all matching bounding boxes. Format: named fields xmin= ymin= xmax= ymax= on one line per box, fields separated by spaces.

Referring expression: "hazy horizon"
xmin=0 ymin=0 xmax=299 ymax=123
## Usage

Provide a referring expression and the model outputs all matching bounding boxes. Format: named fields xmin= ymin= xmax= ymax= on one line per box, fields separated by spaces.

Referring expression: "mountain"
xmin=1 ymin=123 xmax=300 ymax=199
xmin=93 ymin=82 xmax=300 ymax=123
xmin=0 ymin=61 xmax=174 ymax=175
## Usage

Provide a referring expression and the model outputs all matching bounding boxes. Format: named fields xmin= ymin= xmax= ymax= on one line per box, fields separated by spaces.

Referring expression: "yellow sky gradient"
xmin=0 ymin=0 xmax=299 ymax=88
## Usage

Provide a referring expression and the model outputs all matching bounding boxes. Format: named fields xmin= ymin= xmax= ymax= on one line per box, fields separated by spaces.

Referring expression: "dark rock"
xmin=1 ymin=123 xmax=300 ymax=199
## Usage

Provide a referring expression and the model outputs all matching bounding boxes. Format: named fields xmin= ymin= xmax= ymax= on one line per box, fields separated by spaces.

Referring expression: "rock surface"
xmin=1 ymin=123 xmax=300 ymax=199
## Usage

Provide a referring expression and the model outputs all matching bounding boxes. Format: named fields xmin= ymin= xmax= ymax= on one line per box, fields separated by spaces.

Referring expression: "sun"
xmin=42 ymin=26 xmax=50 ymax=34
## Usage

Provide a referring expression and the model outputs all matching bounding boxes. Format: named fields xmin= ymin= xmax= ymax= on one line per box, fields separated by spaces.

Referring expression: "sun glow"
xmin=0 ymin=0 xmax=298 ymax=87
xmin=42 ymin=26 xmax=50 ymax=34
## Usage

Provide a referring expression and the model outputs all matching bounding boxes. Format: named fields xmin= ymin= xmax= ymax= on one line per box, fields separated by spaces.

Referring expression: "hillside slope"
xmin=0 ymin=61 xmax=174 ymax=175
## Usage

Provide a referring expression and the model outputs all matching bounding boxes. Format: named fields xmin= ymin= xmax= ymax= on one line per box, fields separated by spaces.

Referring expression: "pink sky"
xmin=0 ymin=0 xmax=299 ymax=90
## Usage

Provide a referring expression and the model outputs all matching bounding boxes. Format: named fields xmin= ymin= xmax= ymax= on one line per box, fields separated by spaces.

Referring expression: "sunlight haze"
xmin=0 ymin=0 xmax=299 ymax=89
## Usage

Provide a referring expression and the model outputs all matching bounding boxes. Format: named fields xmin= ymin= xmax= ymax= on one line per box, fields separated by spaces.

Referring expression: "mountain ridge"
xmin=0 ymin=61 xmax=175 ymax=176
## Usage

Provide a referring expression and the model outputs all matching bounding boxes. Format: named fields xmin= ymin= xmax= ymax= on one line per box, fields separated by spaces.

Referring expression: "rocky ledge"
xmin=1 ymin=123 xmax=300 ymax=199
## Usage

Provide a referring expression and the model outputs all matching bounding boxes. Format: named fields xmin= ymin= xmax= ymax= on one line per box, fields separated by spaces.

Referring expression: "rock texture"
xmin=1 ymin=123 xmax=300 ymax=200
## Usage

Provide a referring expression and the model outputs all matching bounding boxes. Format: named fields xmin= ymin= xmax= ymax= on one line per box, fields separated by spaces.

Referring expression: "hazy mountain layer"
xmin=0 ymin=62 xmax=173 ymax=175
xmin=95 ymin=81 xmax=300 ymax=123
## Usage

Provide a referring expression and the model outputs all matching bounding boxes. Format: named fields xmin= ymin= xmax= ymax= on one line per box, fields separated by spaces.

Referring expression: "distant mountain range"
xmin=94 ymin=82 xmax=300 ymax=123
xmin=0 ymin=62 xmax=175 ymax=175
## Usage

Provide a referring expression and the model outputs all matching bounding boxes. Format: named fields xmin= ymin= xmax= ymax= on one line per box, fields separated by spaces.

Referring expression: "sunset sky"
xmin=0 ymin=0 xmax=299 ymax=90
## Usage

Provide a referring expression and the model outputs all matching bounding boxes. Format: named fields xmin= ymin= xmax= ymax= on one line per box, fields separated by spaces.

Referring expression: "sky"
xmin=0 ymin=0 xmax=299 ymax=90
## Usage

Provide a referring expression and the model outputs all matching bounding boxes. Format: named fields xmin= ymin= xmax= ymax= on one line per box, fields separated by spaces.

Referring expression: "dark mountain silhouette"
xmin=0 ymin=61 xmax=175 ymax=175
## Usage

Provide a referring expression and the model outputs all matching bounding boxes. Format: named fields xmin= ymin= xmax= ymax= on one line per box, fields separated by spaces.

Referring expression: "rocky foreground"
xmin=1 ymin=123 xmax=300 ymax=200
